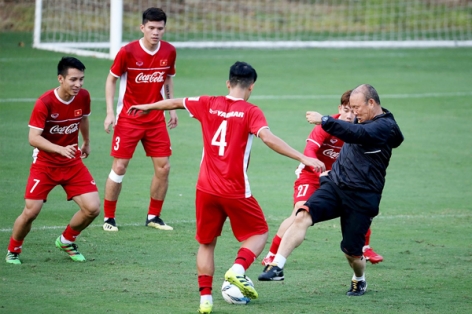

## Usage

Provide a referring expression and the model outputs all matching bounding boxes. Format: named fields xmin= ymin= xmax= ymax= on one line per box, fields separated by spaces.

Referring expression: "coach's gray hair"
xmin=353 ymin=84 xmax=381 ymax=105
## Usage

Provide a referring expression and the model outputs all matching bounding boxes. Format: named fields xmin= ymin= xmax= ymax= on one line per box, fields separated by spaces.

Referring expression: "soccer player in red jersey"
xmin=127 ymin=61 xmax=324 ymax=314
xmin=5 ymin=57 xmax=100 ymax=265
xmin=260 ymin=90 xmax=383 ymax=270
xmin=103 ymin=8 xmax=177 ymax=232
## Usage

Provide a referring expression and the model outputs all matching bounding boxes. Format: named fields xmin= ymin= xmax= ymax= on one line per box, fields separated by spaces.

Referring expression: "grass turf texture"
xmin=1 ymin=32 xmax=472 ymax=313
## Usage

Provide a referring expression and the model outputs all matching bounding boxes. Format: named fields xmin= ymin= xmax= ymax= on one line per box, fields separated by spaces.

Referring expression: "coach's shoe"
xmin=364 ymin=247 xmax=383 ymax=264
xmin=261 ymin=254 xmax=274 ymax=266
xmin=258 ymin=263 xmax=285 ymax=281
xmin=197 ymin=301 xmax=213 ymax=314
xmin=225 ymin=269 xmax=258 ymax=299
xmin=5 ymin=251 xmax=21 ymax=265
xmin=103 ymin=218 xmax=118 ymax=232
xmin=346 ymin=279 xmax=367 ymax=296
xmin=145 ymin=216 xmax=173 ymax=231
xmin=55 ymin=237 xmax=86 ymax=262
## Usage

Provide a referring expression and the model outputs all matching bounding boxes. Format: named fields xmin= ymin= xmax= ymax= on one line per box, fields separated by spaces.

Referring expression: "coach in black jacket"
xmin=258 ymin=84 xmax=404 ymax=297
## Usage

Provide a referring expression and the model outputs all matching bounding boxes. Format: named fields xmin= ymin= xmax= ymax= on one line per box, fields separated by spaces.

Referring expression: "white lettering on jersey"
xmin=49 ymin=123 xmax=80 ymax=135
xmin=322 ymin=148 xmax=339 ymax=159
xmin=135 ymin=71 xmax=166 ymax=83
xmin=209 ymin=108 xmax=244 ymax=118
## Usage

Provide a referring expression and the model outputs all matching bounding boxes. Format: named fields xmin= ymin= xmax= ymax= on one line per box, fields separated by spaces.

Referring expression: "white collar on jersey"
xmin=225 ymin=95 xmax=244 ymax=101
xmin=139 ymin=38 xmax=161 ymax=55
xmin=54 ymin=88 xmax=75 ymax=105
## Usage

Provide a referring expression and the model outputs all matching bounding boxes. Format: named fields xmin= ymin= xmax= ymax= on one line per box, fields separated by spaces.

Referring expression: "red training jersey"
xmin=28 ymin=88 xmax=91 ymax=167
xmin=110 ymin=39 xmax=176 ymax=128
xmin=184 ymin=95 xmax=269 ymax=198
xmin=295 ymin=114 xmax=344 ymax=179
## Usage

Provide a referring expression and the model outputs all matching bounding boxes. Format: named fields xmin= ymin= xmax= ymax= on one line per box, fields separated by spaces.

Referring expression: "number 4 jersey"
xmin=183 ymin=95 xmax=268 ymax=198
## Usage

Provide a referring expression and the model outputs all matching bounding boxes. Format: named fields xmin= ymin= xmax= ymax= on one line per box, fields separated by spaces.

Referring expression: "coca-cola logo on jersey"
xmin=323 ymin=148 xmax=340 ymax=159
xmin=135 ymin=71 xmax=165 ymax=83
xmin=50 ymin=123 xmax=79 ymax=135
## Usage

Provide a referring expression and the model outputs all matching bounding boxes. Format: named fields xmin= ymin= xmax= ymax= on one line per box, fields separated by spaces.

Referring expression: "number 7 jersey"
xmin=184 ymin=95 xmax=269 ymax=198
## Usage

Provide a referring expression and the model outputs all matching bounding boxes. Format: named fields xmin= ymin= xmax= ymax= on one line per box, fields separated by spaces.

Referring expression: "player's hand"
xmin=301 ymin=156 xmax=326 ymax=173
xmin=167 ymin=110 xmax=178 ymax=129
xmin=306 ymin=111 xmax=323 ymax=125
xmin=104 ymin=113 xmax=115 ymax=134
xmin=58 ymin=144 xmax=78 ymax=159
xmin=128 ymin=105 xmax=151 ymax=116
xmin=80 ymin=142 xmax=91 ymax=159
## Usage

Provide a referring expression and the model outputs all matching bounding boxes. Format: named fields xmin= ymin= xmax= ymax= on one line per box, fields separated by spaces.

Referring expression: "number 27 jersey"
xmin=184 ymin=95 xmax=269 ymax=198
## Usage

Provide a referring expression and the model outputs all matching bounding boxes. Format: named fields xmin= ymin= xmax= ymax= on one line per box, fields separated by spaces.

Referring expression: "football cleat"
xmin=258 ymin=263 xmax=285 ymax=281
xmin=364 ymin=247 xmax=383 ymax=264
xmin=55 ymin=237 xmax=86 ymax=262
xmin=5 ymin=251 xmax=21 ymax=265
xmin=197 ymin=301 xmax=213 ymax=314
xmin=346 ymin=279 xmax=367 ymax=296
xmin=145 ymin=216 xmax=173 ymax=230
xmin=103 ymin=218 xmax=118 ymax=232
xmin=224 ymin=269 xmax=258 ymax=299
xmin=261 ymin=254 xmax=274 ymax=266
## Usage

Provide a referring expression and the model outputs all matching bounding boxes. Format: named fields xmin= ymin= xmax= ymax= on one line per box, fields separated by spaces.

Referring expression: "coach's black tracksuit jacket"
xmin=321 ymin=108 xmax=404 ymax=194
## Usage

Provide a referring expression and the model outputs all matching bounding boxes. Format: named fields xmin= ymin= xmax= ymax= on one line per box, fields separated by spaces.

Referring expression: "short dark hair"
xmin=340 ymin=89 xmax=352 ymax=106
xmin=57 ymin=57 xmax=85 ymax=76
xmin=142 ymin=7 xmax=167 ymax=24
xmin=229 ymin=61 xmax=257 ymax=88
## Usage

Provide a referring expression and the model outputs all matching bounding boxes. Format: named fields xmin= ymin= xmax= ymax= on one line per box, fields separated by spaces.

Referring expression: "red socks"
xmin=365 ymin=228 xmax=372 ymax=246
xmin=104 ymin=199 xmax=117 ymax=219
xmin=8 ymin=237 xmax=23 ymax=253
xmin=234 ymin=247 xmax=257 ymax=271
xmin=62 ymin=224 xmax=81 ymax=242
xmin=148 ymin=198 xmax=163 ymax=216
xmin=269 ymin=234 xmax=282 ymax=254
xmin=198 ymin=275 xmax=213 ymax=295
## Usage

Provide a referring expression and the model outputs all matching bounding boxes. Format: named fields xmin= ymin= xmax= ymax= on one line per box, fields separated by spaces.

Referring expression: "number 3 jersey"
xmin=184 ymin=95 xmax=269 ymax=198
xmin=28 ymin=88 xmax=91 ymax=167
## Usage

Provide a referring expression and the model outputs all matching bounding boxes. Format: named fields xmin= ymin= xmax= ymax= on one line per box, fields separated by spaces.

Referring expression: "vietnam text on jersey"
xmin=183 ymin=95 xmax=269 ymax=198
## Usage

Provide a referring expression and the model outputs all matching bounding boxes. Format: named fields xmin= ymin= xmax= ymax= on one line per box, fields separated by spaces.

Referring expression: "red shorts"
xmin=111 ymin=122 xmax=172 ymax=159
xmin=195 ymin=189 xmax=268 ymax=244
xmin=25 ymin=162 xmax=98 ymax=201
xmin=293 ymin=175 xmax=320 ymax=204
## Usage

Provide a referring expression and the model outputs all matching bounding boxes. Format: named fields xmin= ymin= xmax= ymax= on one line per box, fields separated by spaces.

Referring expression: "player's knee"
xmin=108 ymin=169 xmax=125 ymax=183
xmin=293 ymin=209 xmax=312 ymax=226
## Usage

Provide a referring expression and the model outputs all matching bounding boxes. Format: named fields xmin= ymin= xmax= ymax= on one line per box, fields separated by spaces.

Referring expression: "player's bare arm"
xmin=79 ymin=115 xmax=91 ymax=158
xmin=127 ymin=98 xmax=185 ymax=116
xmin=164 ymin=76 xmax=178 ymax=129
xmin=28 ymin=128 xmax=77 ymax=159
xmin=306 ymin=111 xmax=323 ymax=124
xmin=258 ymin=128 xmax=326 ymax=172
xmin=104 ymin=73 xmax=118 ymax=133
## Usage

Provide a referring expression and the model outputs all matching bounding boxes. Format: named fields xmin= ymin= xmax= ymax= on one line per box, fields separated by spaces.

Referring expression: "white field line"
xmin=1 ymin=91 xmax=472 ymax=103
xmin=0 ymin=213 xmax=470 ymax=233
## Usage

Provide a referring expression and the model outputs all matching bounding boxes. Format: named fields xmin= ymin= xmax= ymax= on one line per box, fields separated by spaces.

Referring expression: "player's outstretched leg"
xmin=224 ymin=269 xmax=258 ymax=299
xmin=55 ymin=237 xmax=86 ymax=262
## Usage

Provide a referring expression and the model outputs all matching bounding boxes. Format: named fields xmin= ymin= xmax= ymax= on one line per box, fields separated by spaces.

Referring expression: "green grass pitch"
xmin=1 ymin=32 xmax=471 ymax=313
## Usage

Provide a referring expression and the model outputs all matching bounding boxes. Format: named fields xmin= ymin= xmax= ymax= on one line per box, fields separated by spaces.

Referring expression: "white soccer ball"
xmin=221 ymin=277 xmax=254 ymax=305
